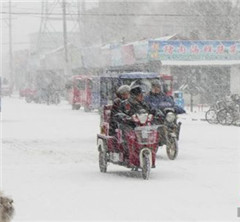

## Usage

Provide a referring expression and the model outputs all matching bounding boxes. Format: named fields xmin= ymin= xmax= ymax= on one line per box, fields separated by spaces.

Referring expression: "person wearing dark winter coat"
xmin=144 ymin=80 xmax=185 ymax=114
xmin=109 ymin=85 xmax=130 ymax=136
xmin=115 ymin=85 xmax=153 ymax=155
xmin=119 ymin=85 xmax=153 ymax=129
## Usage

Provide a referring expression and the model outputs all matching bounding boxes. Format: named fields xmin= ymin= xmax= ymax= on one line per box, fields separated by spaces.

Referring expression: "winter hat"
xmin=151 ymin=80 xmax=161 ymax=88
xmin=117 ymin=85 xmax=130 ymax=96
xmin=130 ymin=85 xmax=144 ymax=96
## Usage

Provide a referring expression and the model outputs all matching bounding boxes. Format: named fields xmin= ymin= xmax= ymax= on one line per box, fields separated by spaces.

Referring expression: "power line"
xmin=8 ymin=0 xmax=13 ymax=86
xmin=1 ymin=11 xmax=240 ymax=16
xmin=1 ymin=42 xmax=30 ymax=45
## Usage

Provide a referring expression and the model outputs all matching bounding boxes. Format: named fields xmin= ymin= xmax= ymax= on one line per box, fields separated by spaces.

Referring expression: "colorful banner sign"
xmin=133 ymin=40 xmax=148 ymax=63
xmin=122 ymin=44 xmax=135 ymax=65
xmin=148 ymin=40 xmax=240 ymax=61
xmin=111 ymin=46 xmax=122 ymax=66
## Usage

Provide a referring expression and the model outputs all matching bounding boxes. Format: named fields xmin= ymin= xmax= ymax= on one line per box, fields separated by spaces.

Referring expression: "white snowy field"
xmin=1 ymin=96 xmax=240 ymax=221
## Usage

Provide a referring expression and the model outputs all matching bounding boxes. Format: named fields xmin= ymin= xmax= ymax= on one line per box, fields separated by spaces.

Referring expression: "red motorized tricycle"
xmin=97 ymin=105 xmax=160 ymax=180
xmin=66 ymin=75 xmax=95 ymax=111
xmin=24 ymin=89 xmax=39 ymax=103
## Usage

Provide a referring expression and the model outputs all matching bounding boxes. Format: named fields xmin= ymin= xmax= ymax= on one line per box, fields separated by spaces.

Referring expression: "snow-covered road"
xmin=1 ymin=97 xmax=240 ymax=221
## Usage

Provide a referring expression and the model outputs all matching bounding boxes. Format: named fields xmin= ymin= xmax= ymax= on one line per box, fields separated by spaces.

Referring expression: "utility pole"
xmin=9 ymin=0 xmax=13 ymax=87
xmin=36 ymin=0 xmax=45 ymax=53
xmin=77 ymin=0 xmax=86 ymax=68
xmin=62 ymin=0 xmax=70 ymax=76
xmin=37 ymin=0 xmax=77 ymax=76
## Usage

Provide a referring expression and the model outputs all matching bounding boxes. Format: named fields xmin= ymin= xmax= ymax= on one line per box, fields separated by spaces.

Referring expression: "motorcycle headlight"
xmin=166 ymin=112 xmax=176 ymax=122
xmin=148 ymin=114 xmax=153 ymax=122
xmin=137 ymin=114 xmax=148 ymax=124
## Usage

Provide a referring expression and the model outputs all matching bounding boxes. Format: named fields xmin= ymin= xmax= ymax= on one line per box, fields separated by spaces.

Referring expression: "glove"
xmin=115 ymin=113 xmax=131 ymax=122
xmin=155 ymin=109 xmax=164 ymax=117
xmin=125 ymin=116 xmax=132 ymax=121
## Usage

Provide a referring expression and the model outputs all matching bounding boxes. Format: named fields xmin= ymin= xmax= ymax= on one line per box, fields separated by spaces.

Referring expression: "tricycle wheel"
xmin=142 ymin=152 xmax=151 ymax=180
xmin=166 ymin=138 xmax=178 ymax=160
xmin=72 ymin=104 xmax=80 ymax=110
xmin=99 ymin=150 xmax=107 ymax=173
xmin=84 ymin=106 xmax=91 ymax=112
xmin=25 ymin=96 xmax=32 ymax=103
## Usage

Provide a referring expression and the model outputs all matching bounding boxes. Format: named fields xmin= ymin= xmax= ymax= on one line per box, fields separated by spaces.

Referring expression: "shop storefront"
xmin=148 ymin=40 xmax=240 ymax=104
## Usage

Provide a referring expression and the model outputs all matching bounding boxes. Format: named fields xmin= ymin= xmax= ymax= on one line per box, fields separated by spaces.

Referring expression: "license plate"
xmin=142 ymin=130 xmax=149 ymax=139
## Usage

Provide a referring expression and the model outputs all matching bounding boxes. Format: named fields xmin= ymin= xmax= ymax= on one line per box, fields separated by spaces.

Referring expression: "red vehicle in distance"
xmin=66 ymin=75 xmax=97 ymax=111
xmin=66 ymin=73 xmax=173 ymax=112
xmin=160 ymin=74 xmax=173 ymax=96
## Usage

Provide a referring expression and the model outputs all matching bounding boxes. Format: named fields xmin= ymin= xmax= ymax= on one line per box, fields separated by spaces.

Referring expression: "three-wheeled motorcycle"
xmin=66 ymin=75 xmax=99 ymax=111
xmin=97 ymin=105 xmax=160 ymax=180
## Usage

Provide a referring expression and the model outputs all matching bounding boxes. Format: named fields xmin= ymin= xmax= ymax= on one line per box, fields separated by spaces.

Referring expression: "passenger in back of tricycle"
xmin=97 ymin=81 xmax=184 ymax=179
xmin=109 ymin=85 xmax=130 ymax=136
xmin=114 ymin=85 xmax=159 ymax=172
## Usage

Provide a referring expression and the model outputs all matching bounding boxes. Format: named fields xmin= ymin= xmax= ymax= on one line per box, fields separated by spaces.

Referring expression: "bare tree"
xmin=187 ymin=0 xmax=240 ymax=40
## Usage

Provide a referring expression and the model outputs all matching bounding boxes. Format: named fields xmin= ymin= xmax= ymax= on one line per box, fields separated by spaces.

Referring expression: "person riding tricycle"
xmin=144 ymin=80 xmax=185 ymax=158
xmin=97 ymin=85 xmax=163 ymax=180
xmin=97 ymin=80 xmax=185 ymax=179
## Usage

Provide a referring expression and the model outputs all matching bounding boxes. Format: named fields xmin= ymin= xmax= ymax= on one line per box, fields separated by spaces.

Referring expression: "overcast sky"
xmin=1 ymin=1 xmax=99 ymax=53
xmin=2 ymin=2 xmax=41 ymax=51
xmin=0 ymin=0 xmax=210 ymax=52
xmin=1 ymin=0 xmax=239 ymax=70
xmin=0 ymin=0 xmax=99 ymax=74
